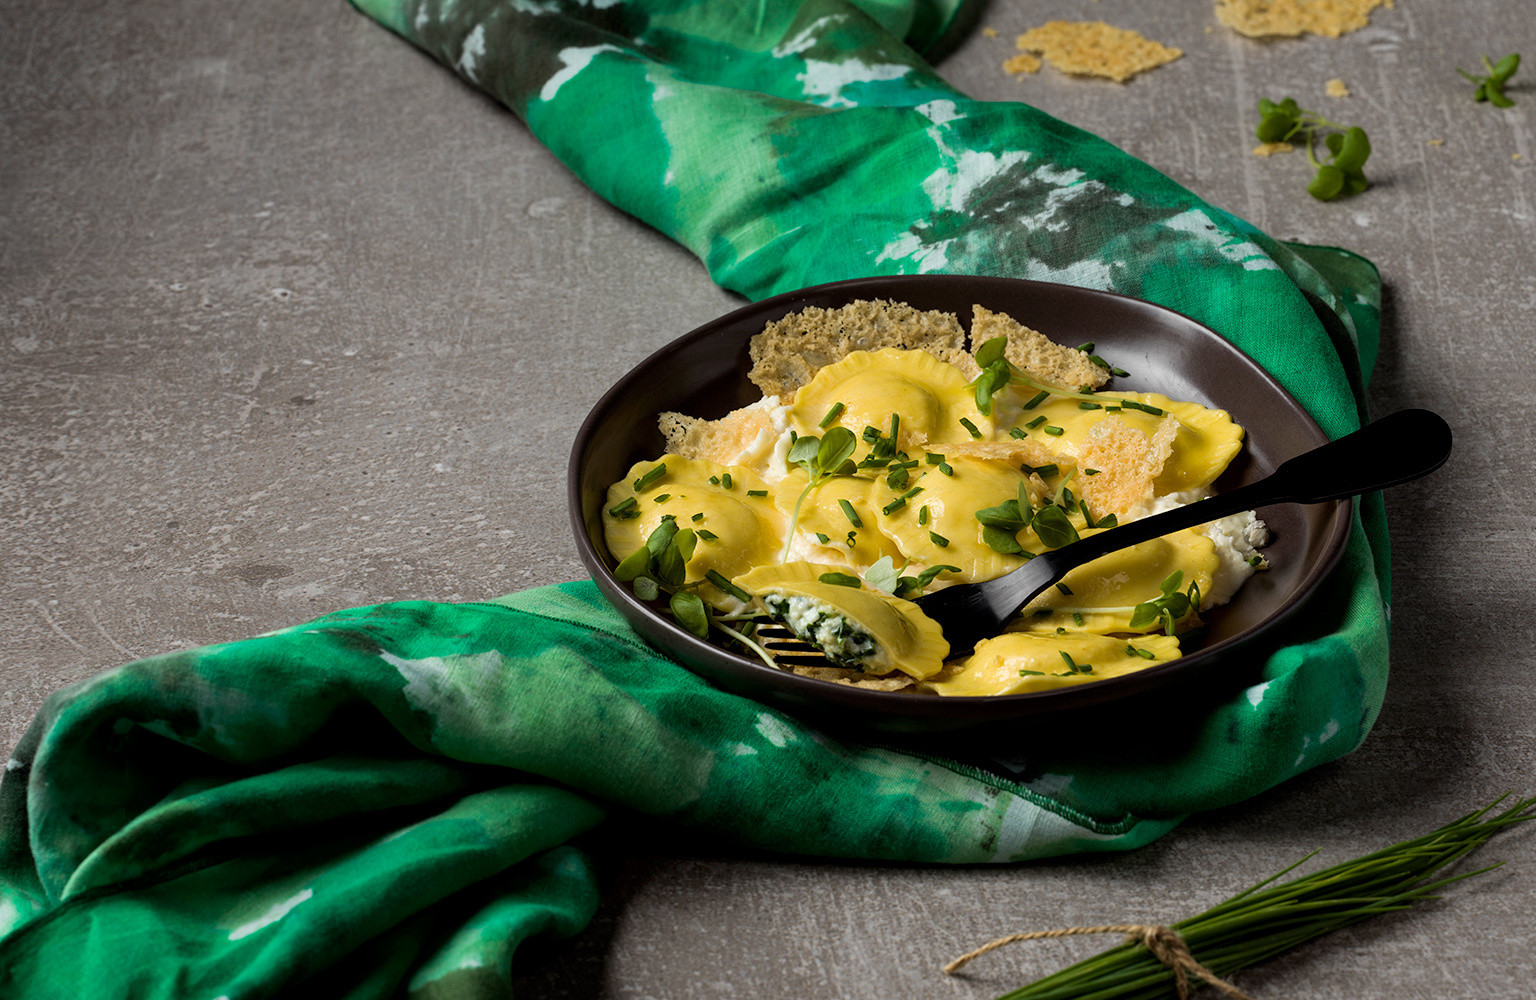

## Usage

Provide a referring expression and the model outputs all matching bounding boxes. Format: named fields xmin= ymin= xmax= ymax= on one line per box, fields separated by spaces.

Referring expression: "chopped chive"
xmin=708 ymin=475 xmax=720 ymax=485
xmin=1078 ymin=401 xmax=1102 ymax=410
xmin=886 ymin=466 xmax=909 ymax=490
xmin=1034 ymin=463 xmax=1059 ymax=478
xmin=1025 ymin=415 xmax=1047 ymax=429
xmin=818 ymin=402 xmax=845 ymax=429
xmin=1008 ymin=427 xmax=1027 ymax=439
xmin=747 ymin=489 xmax=768 ymax=498
xmin=959 ymin=417 xmax=982 ymax=439
xmin=926 ymin=452 xmax=945 ymax=465
xmin=862 ymin=425 xmax=881 ymax=443
xmin=882 ymin=487 xmax=924 ymax=516
xmin=720 ymin=473 xmax=732 ymax=489
xmin=938 ymin=462 xmax=953 ymax=476
xmin=1106 ymin=405 xmax=1123 ymax=414
xmin=818 ymin=572 xmax=861 ymax=588
xmin=691 ymin=512 xmax=705 ymax=522
xmin=696 ymin=529 xmax=718 ymax=541
xmin=1056 ymin=582 xmax=1073 ymax=596
xmin=929 ymin=531 xmax=949 ymax=548
xmin=918 ymin=505 xmax=930 ymax=526
xmin=1082 ymin=502 xmax=1096 ymax=529
xmin=845 ymin=531 xmax=857 ymax=547
xmin=1122 ymin=400 xmax=1165 ymax=416
xmin=815 ymin=532 xmax=830 ymax=544
xmin=1076 ymin=341 xmax=1095 ymax=353
xmin=1088 ymin=354 xmax=1111 ymax=370
xmin=1056 ymin=626 xmax=1067 ymax=635
xmin=607 ymin=497 xmax=640 ymax=519
xmin=1249 ymin=555 xmax=1265 ymax=568
xmin=1023 ymin=390 xmax=1049 ymax=409
xmin=1072 ymin=612 xmax=1086 ymax=627
xmin=1043 ymin=425 xmax=1065 ymax=436
xmin=1018 ymin=669 xmax=1045 ymax=676
xmin=838 ymin=499 xmax=863 ymax=528
xmin=633 ymin=463 xmax=667 ymax=491
xmin=706 ymin=570 xmax=753 ymax=603
xmin=1084 ymin=468 xmax=1100 ymax=476
xmin=659 ymin=514 xmax=677 ymax=522
xmin=653 ymin=493 xmax=671 ymax=503
xmin=1111 ymin=365 xmax=1130 ymax=377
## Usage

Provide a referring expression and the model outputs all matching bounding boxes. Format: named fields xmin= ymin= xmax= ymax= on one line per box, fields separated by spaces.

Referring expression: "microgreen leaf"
xmin=865 ymin=556 xmax=900 ymax=594
xmin=982 ymin=525 xmax=1026 ymax=555
xmin=818 ymin=572 xmax=861 ymax=588
xmin=1459 ymin=53 xmax=1520 ymax=106
xmin=1254 ymin=97 xmax=1372 ymax=200
xmin=613 ymin=547 xmax=651 ymax=582
xmin=669 ymin=590 xmax=710 ymax=638
xmin=1031 ymin=505 xmax=1079 ymax=549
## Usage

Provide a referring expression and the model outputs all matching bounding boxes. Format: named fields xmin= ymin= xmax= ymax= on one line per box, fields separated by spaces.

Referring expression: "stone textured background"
xmin=4 ymin=1 xmax=1533 ymax=996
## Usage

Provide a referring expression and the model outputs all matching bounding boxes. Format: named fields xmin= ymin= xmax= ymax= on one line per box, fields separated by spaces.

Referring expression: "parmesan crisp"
xmin=1215 ymin=0 xmax=1392 ymax=39
xmin=1014 ymin=21 xmax=1182 ymax=83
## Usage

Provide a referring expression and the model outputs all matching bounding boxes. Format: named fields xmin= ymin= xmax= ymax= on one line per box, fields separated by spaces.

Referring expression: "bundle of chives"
xmin=962 ymin=794 xmax=1534 ymax=1000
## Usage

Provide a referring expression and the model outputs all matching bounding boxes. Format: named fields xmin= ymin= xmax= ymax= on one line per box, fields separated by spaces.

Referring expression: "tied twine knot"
xmin=944 ymin=924 xmax=1256 ymax=1000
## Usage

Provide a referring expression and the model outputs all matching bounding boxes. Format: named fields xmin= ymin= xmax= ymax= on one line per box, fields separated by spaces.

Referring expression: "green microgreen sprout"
xmin=967 ymin=335 xmax=1135 ymax=418
xmin=1128 ymin=570 xmax=1202 ymax=636
xmin=975 ymin=480 xmax=1037 ymax=555
xmin=781 ymin=426 xmax=858 ymax=562
xmin=865 ymin=555 xmax=961 ymax=600
xmin=615 ymin=524 xmax=776 ymax=669
xmin=1458 ymin=53 xmax=1520 ymax=107
xmin=1254 ymin=97 xmax=1372 ymax=201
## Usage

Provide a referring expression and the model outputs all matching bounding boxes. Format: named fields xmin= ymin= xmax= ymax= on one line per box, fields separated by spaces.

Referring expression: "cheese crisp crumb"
xmin=1015 ymin=21 xmax=1183 ymax=83
xmin=1326 ymin=77 xmax=1350 ymax=97
xmin=1252 ymin=141 xmax=1295 ymax=157
xmin=1426 ymin=138 xmax=1445 ymax=146
xmin=1003 ymin=52 xmax=1043 ymax=76
xmin=983 ymin=26 xmax=999 ymax=38
xmin=1214 ymin=0 xmax=1392 ymax=39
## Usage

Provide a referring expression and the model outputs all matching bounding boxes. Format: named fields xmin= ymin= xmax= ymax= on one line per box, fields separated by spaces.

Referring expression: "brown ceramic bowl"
xmin=568 ymin=275 xmax=1350 ymax=734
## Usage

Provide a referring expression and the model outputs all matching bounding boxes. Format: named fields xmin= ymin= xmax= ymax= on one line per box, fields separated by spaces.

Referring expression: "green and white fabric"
xmin=0 ymin=2 xmax=1388 ymax=996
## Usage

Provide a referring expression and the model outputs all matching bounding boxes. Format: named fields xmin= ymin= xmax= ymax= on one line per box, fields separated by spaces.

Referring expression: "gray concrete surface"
xmin=4 ymin=0 xmax=1534 ymax=996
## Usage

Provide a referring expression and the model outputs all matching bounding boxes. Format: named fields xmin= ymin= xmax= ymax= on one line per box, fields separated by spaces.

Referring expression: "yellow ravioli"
xmin=1007 ymin=392 xmax=1243 ymax=494
xmin=604 ymin=456 xmax=785 ymax=607
xmin=924 ymin=632 xmax=1182 ymax=697
xmin=787 ymin=348 xmax=992 ymax=447
xmin=875 ymin=456 xmax=1054 ymax=582
xmin=1016 ymin=528 xmax=1218 ymax=634
xmin=770 ymin=470 xmax=902 ymax=568
xmin=736 ymin=562 xmax=949 ymax=679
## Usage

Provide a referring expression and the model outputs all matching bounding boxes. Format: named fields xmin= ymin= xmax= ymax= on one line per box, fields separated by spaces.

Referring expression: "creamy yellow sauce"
xmin=603 ymin=344 xmax=1264 ymax=696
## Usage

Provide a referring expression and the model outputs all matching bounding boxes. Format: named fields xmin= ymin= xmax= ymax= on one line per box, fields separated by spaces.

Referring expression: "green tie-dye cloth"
xmin=0 ymin=1 xmax=1391 ymax=996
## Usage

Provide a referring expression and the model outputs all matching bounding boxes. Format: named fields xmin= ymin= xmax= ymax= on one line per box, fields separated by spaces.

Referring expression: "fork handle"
xmin=1030 ymin=408 xmax=1452 ymax=581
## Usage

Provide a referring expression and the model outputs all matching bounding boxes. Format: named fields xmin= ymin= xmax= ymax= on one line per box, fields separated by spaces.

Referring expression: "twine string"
xmin=943 ymin=924 xmax=1256 ymax=1000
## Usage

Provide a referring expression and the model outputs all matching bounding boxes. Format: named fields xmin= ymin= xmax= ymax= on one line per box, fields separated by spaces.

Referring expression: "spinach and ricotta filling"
xmin=766 ymin=593 xmax=880 ymax=669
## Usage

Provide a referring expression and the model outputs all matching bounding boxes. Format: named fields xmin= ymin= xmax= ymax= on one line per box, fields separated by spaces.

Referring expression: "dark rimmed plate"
xmin=568 ymin=275 xmax=1350 ymax=734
